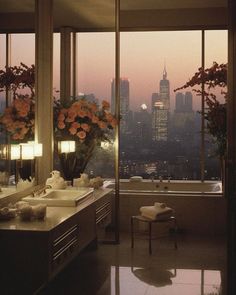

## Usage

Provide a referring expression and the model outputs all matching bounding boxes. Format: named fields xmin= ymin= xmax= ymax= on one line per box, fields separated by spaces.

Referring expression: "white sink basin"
xmin=22 ymin=188 xmax=94 ymax=207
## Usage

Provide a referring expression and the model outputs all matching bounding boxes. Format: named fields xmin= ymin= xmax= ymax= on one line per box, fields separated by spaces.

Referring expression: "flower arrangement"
xmin=54 ymin=97 xmax=117 ymax=179
xmin=0 ymin=63 xmax=35 ymax=141
xmin=0 ymin=63 xmax=118 ymax=182
xmin=54 ymin=98 xmax=116 ymax=143
xmin=0 ymin=94 xmax=34 ymax=141
xmin=0 ymin=63 xmax=117 ymax=179
xmin=175 ymin=62 xmax=227 ymax=157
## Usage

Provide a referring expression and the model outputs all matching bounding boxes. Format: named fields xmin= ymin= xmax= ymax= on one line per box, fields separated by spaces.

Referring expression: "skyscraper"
xmin=152 ymin=66 xmax=170 ymax=141
xmin=174 ymin=91 xmax=193 ymax=113
xmin=175 ymin=92 xmax=184 ymax=113
xmin=151 ymin=92 xmax=159 ymax=108
xmin=152 ymin=101 xmax=168 ymax=141
xmin=172 ymin=91 xmax=195 ymax=143
xmin=184 ymin=91 xmax=193 ymax=112
xmin=111 ymin=78 xmax=130 ymax=134
xmin=159 ymin=66 xmax=170 ymax=109
xmin=134 ymin=104 xmax=151 ymax=144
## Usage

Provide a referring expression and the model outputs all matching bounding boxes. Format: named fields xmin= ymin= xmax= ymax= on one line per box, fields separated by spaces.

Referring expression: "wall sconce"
xmin=0 ymin=142 xmax=43 ymax=184
xmin=20 ymin=143 xmax=35 ymax=160
xmin=27 ymin=141 xmax=43 ymax=157
xmin=10 ymin=145 xmax=21 ymax=160
xmin=58 ymin=140 xmax=76 ymax=153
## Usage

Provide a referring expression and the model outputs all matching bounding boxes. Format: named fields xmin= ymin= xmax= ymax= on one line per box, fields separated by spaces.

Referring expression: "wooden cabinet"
xmin=49 ymin=204 xmax=96 ymax=278
xmin=95 ymin=193 xmax=112 ymax=228
xmin=0 ymin=189 xmax=112 ymax=294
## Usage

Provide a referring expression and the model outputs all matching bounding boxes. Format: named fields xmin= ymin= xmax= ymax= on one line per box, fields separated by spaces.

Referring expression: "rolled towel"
xmin=32 ymin=204 xmax=47 ymax=220
xmin=19 ymin=205 xmax=33 ymax=221
xmin=140 ymin=205 xmax=173 ymax=220
xmin=154 ymin=202 xmax=166 ymax=209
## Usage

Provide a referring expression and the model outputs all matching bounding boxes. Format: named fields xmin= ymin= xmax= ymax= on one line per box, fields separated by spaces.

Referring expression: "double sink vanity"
xmin=0 ymin=185 xmax=112 ymax=294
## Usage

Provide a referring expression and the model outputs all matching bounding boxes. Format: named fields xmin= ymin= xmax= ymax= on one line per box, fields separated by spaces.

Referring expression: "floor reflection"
xmin=39 ymin=234 xmax=226 ymax=295
xmin=131 ymin=267 xmax=175 ymax=287
xmin=111 ymin=267 xmax=222 ymax=295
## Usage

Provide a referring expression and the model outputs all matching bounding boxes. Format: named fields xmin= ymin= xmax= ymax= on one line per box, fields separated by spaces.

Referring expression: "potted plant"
xmin=175 ymin=62 xmax=227 ymax=183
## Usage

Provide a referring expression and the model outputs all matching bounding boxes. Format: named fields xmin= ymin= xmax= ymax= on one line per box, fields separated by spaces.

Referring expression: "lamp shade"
xmin=34 ymin=143 xmax=43 ymax=157
xmin=20 ymin=143 xmax=35 ymax=160
xmin=59 ymin=141 xmax=76 ymax=153
xmin=10 ymin=145 xmax=21 ymax=160
xmin=27 ymin=141 xmax=43 ymax=157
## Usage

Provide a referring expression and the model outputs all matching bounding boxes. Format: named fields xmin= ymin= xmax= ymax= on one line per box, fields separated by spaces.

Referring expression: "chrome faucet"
xmin=31 ymin=185 xmax=52 ymax=197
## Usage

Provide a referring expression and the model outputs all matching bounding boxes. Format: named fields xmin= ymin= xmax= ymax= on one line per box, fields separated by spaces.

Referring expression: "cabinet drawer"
xmin=96 ymin=200 xmax=111 ymax=225
xmin=51 ymin=221 xmax=79 ymax=272
xmin=53 ymin=224 xmax=79 ymax=255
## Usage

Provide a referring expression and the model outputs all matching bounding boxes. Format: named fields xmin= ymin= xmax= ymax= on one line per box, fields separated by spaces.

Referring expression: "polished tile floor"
xmin=39 ymin=233 xmax=226 ymax=295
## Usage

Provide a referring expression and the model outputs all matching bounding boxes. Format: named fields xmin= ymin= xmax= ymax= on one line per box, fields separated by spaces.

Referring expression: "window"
xmin=120 ymin=31 xmax=202 ymax=180
xmin=119 ymin=30 xmax=227 ymax=180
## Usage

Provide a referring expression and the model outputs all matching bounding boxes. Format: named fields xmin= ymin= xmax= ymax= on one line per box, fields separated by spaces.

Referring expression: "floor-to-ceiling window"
xmin=119 ymin=30 xmax=227 ymax=181
xmin=76 ymin=32 xmax=116 ymax=179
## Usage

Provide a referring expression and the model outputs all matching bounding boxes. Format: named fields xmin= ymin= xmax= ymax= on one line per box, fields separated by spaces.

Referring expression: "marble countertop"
xmin=0 ymin=187 xmax=112 ymax=232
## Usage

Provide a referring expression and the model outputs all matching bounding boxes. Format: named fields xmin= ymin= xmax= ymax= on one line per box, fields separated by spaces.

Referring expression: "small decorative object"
xmin=15 ymin=201 xmax=29 ymax=210
xmin=46 ymin=170 xmax=66 ymax=189
xmin=17 ymin=202 xmax=47 ymax=221
xmin=32 ymin=204 xmax=47 ymax=220
xmin=73 ymin=173 xmax=90 ymax=188
xmin=0 ymin=207 xmax=17 ymax=220
xmin=18 ymin=204 xmax=33 ymax=221
xmin=89 ymin=176 xmax=104 ymax=189
xmin=0 ymin=171 xmax=8 ymax=186
xmin=16 ymin=177 xmax=35 ymax=191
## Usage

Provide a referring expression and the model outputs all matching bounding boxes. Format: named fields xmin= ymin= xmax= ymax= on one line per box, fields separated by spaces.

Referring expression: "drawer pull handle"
xmin=96 ymin=210 xmax=111 ymax=224
xmin=96 ymin=202 xmax=110 ymax=214
xmin=53 ymin=225 xmax=78 ymax=246
xmin=53 ymin=237 xmax=78 ymax=261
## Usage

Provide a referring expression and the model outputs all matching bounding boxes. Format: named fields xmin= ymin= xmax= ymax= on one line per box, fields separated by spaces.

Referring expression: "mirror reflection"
xmin=0 ymin=34 xmax=36 ymax=187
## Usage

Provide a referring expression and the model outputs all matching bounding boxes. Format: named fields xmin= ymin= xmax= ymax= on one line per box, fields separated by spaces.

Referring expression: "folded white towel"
xmin=130 ymin=176 xmax=143 ymax=182
xmin=140 ymin=205 xmax=173 ymax=220
xmin=154 ymin=202 xmax=166 ymax=209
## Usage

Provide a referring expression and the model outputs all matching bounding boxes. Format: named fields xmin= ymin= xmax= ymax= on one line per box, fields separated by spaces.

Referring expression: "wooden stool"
xmin=131 ymin=215 xmax=178 ymax=254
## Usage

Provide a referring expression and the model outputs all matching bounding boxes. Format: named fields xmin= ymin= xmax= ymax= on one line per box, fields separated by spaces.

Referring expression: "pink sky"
xmin=0 ymin=30 xmax=227 ymax=112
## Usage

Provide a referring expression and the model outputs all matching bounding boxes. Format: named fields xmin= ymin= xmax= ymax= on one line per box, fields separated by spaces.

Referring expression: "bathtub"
xmin=106 ymin=180 xmax=222 ymax=197
xmin=105 ymin=179 xmax=226 ymax=234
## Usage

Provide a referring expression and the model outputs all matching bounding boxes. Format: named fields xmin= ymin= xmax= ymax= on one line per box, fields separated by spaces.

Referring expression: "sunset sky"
xmin=0 ymin=30 xmax=227 ymax=112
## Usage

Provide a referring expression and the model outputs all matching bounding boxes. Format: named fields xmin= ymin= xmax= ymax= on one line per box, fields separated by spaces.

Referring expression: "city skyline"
xmin=0 ymin=30 xmax=227 ymax=112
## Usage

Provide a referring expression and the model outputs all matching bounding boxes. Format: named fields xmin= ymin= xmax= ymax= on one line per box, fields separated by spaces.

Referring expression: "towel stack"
xmin=140 ymin=202 xmax=173 ymax=221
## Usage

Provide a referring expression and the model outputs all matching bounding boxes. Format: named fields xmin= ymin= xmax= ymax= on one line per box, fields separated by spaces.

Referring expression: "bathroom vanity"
xmin=0 ymin=187 xmax=112 ymax=294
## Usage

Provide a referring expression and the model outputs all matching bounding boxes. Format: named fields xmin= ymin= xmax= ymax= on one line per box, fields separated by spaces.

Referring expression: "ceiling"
xmin=0 ymin=0 xmax=228 ymax=32
xmin=0 ymin=0 xmax=227 ymax=12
